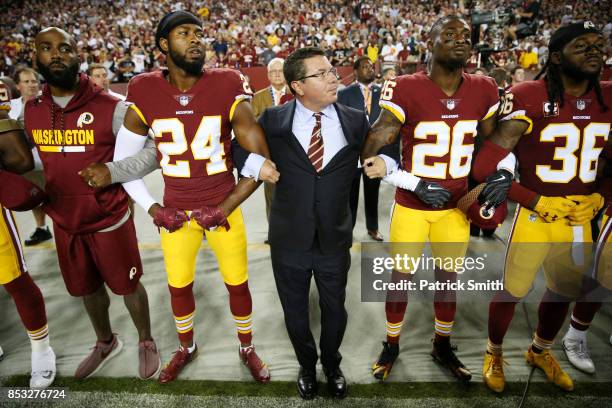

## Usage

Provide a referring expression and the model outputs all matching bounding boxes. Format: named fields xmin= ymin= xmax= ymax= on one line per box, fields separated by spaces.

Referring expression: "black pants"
xmin=350 ymin=168 xmax=381 ymax=231
xmin=270 ymin=244 xmax=351 ymax=371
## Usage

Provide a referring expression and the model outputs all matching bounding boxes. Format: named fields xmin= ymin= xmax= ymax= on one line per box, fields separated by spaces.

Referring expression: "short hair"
xmin=283 ymin=47 xmax=325 ymax=95
xmin=353 ymin=56 xmax=372 ymax=70
xmin=87 ymin=63 xmax=106 ymax=76
xmin=382 ymin=67 xmax=396 ymax=76
xmin=14 ymin=67 xmax=38 ymax=84
xmin=490 ymin=67 xmax=509 ymax=87
xmin=510 ymin=65 xmax=524 ymax=76
xmin=267 ymin=57 xmax=285 ymax=71
xmin=429 ymin=15 xmax=467 ymax=39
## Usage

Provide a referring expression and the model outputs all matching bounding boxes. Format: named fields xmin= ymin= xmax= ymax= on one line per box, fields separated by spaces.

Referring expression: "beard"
xmin=442 ymin=56 xmax=468 ymax=70
xmin=37 ymin=58 xmax=79 ymax=89
xmin=168 ymin=46 xmax=205 ymax=76
xmin=560 ymin=57 xmax=599 ymax=81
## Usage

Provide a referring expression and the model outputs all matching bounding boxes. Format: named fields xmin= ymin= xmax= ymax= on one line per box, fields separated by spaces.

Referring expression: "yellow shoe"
xmin=483 ymin=351 xmax=505 ymax=393
xmin=525 ymin=347 xmax=574 ymax=391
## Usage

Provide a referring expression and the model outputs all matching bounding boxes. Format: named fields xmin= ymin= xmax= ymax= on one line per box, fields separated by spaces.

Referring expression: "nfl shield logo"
xmin=446 ymin=100 xmax=455 ymax=110
xmin=576 ymin=100 xmax=586 ymax=110
xmin=179 ymin=95 xmax=190 ymax=106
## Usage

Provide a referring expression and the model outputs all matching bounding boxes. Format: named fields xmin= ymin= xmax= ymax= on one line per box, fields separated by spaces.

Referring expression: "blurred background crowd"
xmin=1 ymin=0 xmax=611 ymax=91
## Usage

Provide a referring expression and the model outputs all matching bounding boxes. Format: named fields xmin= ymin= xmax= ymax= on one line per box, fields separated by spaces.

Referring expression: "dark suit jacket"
xmin=234 ymin=100 xmax=369 ymax=253
xmin=337 ymin=83 xmax=381 ymax=125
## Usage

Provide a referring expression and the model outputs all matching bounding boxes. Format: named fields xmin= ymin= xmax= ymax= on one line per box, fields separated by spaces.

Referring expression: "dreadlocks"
xmin=535 ymin=59 xmax=608 ymax=115
xmin=535 ymin=21 xmax=608 ymax=115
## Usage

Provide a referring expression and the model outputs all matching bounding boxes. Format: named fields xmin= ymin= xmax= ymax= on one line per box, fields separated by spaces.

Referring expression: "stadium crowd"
xmin=1 ymin=0 xmax=611 ymax=85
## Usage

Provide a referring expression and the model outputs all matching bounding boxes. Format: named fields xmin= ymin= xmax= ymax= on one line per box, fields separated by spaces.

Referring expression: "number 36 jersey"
xmin=501 ymin=79 xmax=611 ymax=197
xmin=379 ymin=71 xmax=499 ymax=210
xmin=126 ymin=68 xmax=253 ymax=209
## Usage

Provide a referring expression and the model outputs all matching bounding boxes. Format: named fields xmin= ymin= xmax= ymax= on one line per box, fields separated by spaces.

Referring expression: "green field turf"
xmin=2 ymin=376 xmax=612 ymax=407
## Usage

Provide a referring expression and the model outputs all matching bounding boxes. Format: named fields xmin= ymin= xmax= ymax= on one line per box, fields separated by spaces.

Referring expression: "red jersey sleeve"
xmin=378 ymin=75 xmax=409 ymax=124
xmin=499 ymin=82 xmax=537 ymax=134
xmin=224 ymin=70 xmax=253 ymax=121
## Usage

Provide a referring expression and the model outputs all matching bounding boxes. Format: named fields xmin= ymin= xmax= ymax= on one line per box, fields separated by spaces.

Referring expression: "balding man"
xmin=19 ymin=27 xmax=160 ymax=380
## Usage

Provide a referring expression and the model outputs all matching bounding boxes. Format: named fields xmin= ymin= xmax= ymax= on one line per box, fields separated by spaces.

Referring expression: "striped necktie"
xmin=364 ymin=85 xmax=372 ymax=115
xmin=308 ymin=112 xmax=324 ymax=172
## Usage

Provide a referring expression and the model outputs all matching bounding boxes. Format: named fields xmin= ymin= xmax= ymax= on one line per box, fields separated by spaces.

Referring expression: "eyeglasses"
xmin=299 ymin=67 xmax=339 ymax=81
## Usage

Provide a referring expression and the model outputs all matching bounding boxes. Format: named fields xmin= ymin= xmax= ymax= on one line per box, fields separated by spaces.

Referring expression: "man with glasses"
xmin=236 ymin=47 xmax=396 ymax=399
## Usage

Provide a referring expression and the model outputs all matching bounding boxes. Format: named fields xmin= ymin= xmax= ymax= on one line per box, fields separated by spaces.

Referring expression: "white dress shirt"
xmin=291 ymin=99 xmax=348 ymax=168
xmin=241 ymin=99 xmax=396 ymax=180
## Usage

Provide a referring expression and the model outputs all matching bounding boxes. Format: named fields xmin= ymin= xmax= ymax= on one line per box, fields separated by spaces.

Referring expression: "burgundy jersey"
xmin=380 ymin=71 xmax=499 ymax=210
xmin=501 ymin=79 xmax=612 ymax=197
xmin=126 ymin=68 xmax=253 ymax=209
xmin=24 ymin=74 xmax=128 ymax=234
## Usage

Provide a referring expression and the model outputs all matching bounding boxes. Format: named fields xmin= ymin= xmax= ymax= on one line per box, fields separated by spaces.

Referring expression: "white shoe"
xmin=30 ymin=347 xmax=56 ymax=388
xmin=610 ymin=334 xmax=612 ymax=346
xmin=562 ymin=336 xmax=595 ymax=374
xmin=0 ymin=345 xmax=4 ymax=361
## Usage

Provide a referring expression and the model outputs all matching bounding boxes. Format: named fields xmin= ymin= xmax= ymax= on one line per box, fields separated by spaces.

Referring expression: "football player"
xmin=22 ymin=27 xmax=161 ymax=381
xmin=0 ymin=80 xmax=56 ymax=388
xmin=361 ymin=16 xmax=501 ymax=382
xmin=81 ymin=11 xmax=277 ymax=384
xmin=474 ymin=22 xmax=611 ymax=392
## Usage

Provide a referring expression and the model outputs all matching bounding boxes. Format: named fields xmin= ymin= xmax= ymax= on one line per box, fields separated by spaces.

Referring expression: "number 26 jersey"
xmin=380 ymin=71 xmax=499 ymax=210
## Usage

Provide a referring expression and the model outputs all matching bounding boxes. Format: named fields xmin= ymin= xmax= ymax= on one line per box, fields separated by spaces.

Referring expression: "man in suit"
xmin=238 ymin=47 xmax=397 ymax=399
xmin=338 ymin=56 xmax=384 ymax=241
xmin=250 ymin=58 xmax=290 ymax=229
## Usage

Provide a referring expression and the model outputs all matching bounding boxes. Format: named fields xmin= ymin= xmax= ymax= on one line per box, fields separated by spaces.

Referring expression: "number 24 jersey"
xmin=126 ymin=68 xmax=253 ymax=210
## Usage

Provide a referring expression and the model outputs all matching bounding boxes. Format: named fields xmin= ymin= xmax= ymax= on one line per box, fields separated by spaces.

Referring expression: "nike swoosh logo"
xmin=490 ymin=175 xmax=507 ymax=182
xmin=427 ymin=185 xmax=442 ymax=190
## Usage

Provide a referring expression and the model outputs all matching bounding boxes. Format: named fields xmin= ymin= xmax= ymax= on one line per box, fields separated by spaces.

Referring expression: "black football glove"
xmin=479 ymin=169 xmax=513 ymax=209
xmin=413 ymin=180 xmax=452 ymax=208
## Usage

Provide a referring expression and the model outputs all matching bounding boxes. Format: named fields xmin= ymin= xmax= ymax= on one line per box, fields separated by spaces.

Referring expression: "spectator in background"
xmin=490 ymin=67 xmax=510 ymax=92
xmin=131 ymin=46 xmax=147 ymax=74
xmin=518 ymin=45 xmax=538 ymax=70
xmin=367 ymin=37 xmax=379 ymax=66
xmin=9 ymin=67 xmax=52 ymax=246
xmin=87 ymin=63 xmax=125 ymax=100
xmin=113 ymin=53 xmax=136 ymax=83
xmin=382 ymin=66 xmax=397 ymax=81
xmin=250 ymin=58 xmax=290 ymax=239
xmin=260 ymin=46 xmax=276 ymax=67
xmin=510 ymin=65 xmax=525 ymax=86
xmin=338 ymin=56 xmax=385 ymax=242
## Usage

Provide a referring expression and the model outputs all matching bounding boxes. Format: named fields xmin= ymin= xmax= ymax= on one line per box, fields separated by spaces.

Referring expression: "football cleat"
xmin=483 ymin=351 xmax=505 ymax=393
xmin=158 ymin=344 xmax=198 ymax=384
xmin=0 ymin=345 xmax=3 ymax=361
xmin=562 ymin=336 xmax=595 ymax=374
xmin=372 ymin=341 xmax=399 ymax=381
xmin=75 ymin=334 xmax=123 ymax=379
xmin=525 ymin=347 xmax=574 ymax=391
xmin=239 ymin=345 xmax=270 ymax=383
xmin=431 ymin=341 xmax=472 ymax=383
xmin=30 ymin=347 xmax=56 ymax=388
